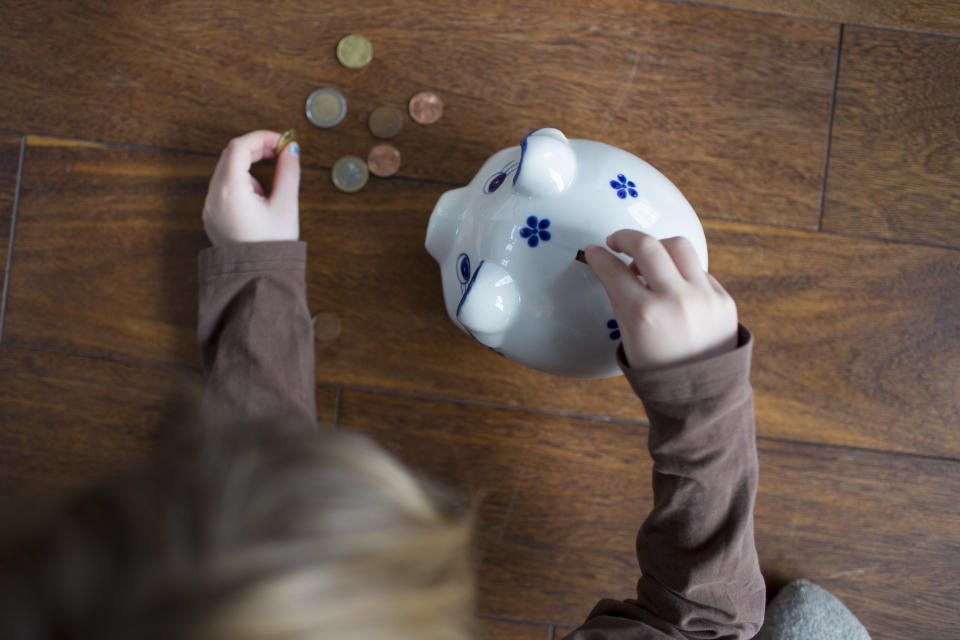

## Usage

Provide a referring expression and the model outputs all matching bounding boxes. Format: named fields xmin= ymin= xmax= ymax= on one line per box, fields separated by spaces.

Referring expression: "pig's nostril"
xmin=575 ymin=249 xmax=587 ymax=264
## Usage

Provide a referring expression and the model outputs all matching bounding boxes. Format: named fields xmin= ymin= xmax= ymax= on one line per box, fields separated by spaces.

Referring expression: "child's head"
xmin=0 ymin=422 xmax=476 ymax=639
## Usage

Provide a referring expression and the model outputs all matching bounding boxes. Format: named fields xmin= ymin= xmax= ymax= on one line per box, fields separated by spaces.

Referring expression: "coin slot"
xmin=575 ymin=249 xmax=587 ymax=264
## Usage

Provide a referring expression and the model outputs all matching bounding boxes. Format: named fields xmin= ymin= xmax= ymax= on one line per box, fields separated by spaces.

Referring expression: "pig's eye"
xmin=457 ymin=253 xmax=471 ymax=284
xmin=484 ymin=172 xmax=507 ymax=194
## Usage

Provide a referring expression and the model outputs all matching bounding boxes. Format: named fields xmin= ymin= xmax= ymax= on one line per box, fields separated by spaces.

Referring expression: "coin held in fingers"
xmin=275 ymin=129 xmax=297 ymax=155
xmin=367 ymin=143 xmax=401 ymax=177
xmin=409 ymin=91 xmax=443 ymax=125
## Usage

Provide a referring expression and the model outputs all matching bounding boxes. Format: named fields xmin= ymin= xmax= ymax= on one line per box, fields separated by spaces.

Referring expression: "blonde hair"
xmin=0 ymin=422 xmax=477 ymax=640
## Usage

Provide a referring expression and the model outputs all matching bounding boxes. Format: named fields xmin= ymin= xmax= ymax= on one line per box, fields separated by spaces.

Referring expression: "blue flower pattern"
xmin=610 ymin=174 xmax=638 ymax=199
xmin=519 ymin=216 xmax=551 ymax=247
xmin=607 ymin=319 xmax=620 ymax=341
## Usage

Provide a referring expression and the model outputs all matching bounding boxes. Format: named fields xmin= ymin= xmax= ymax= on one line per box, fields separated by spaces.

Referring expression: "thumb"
xmin=270 ymin=142 xmax=301 ymax=214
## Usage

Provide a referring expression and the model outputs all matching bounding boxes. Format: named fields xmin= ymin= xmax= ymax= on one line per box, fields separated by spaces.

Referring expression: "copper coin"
xmin=367 ymin=143 xmax=401 ymax=177
xmin=312 ymin=312 xmax=342 ymax=342
xmin=368 ymin=105 xmax=403 ymax=138
xmin=408 ymin=91 xmax=443 ymax=125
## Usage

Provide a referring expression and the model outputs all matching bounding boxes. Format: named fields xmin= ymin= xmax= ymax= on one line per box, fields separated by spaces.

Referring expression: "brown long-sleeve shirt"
xmin=198 ymin=241 xmax=766 ymax=640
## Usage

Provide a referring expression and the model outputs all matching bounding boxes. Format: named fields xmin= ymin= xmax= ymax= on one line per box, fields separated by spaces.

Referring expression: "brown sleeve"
xmin=564 ymin=325 xmax=766 ymax=640
xmin=197 ymin=241 xmax=316 ymax=433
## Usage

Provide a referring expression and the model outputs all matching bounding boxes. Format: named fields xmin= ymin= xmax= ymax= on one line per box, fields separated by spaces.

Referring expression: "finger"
xmin=249 ymin=174 xmax=266 ymax=198
xmin=661 ymin=236 xmax=707 ymax=284
xmin=705 ymin=272 xmax=731 ymax=297
xmin=606 ymin=230 xmax=683 ymax=291
xmin=270 ymin=140 xmax=300 ymax=213
xmin=585 ymin=244 xmax=652 ymax=308
xmin=223 ymin=130 xmax=283 ymax=184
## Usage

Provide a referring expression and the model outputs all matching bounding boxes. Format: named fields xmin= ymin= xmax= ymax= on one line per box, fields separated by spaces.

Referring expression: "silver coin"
xmin=332 ymin=155 xmax=369 ymax=193
xmin=305 ymin=88 xmax=347 ymax=128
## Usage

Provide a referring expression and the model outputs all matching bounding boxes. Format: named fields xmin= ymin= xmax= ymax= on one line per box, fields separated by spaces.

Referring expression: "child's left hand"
xmin=202 ymin=130 xmax=301 ymax=245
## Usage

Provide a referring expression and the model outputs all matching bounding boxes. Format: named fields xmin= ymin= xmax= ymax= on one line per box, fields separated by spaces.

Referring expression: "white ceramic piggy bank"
xmin=425 ymin=128 xmax=707 ymax=378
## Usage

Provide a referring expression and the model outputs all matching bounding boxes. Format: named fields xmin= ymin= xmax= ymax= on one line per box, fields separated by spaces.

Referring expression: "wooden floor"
xmin=1 ymin=1 xmax=958 ymax=639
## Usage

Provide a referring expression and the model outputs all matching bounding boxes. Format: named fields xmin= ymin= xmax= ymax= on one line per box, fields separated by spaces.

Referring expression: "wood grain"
xmin=822 ymin=27 xmax=960 ymax=247
xmin=0 ymin=344 xmax=339 ymax=546
xmin=692 ymin=0 xmax=960 ymax=36
xmin=476 ymin=617 xmax=551 ymax=640
xmin=339 ymin=390 xmax=960 ymax=640
xmin=4 ymin=138 xmax=212 ymax=364
xmin=7 ymin=141 xmax=958 ymax=458
xmin=0 ymin=0 xmax=837 ymax=227
xmin=0 ymin=135 xmax=21 ymax=330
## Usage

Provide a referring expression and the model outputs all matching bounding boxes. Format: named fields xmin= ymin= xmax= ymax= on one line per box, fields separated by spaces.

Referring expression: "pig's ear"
xmin=513 ymin=128 xmax=577 ymax=197
xmin=426 ymin=187 xmax=467 ymax=263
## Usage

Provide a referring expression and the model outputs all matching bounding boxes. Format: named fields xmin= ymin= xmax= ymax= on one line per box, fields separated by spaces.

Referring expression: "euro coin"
xmin=409 ymin=91 xmax=443 ymax=125
xmin=332 ymin=155 xmax=369 ymax=193
xmin=306 ymin=88 xmax=347 ymax=128
xmin=368 ymin=106 xmax=403 ymax=139
xmin=275 ymin=129 xmax=297 ymax=155
xmin=367 ymin=143 xmax=401 ymax=177
xmin=336 ymin=34 xmax=373 ymax=69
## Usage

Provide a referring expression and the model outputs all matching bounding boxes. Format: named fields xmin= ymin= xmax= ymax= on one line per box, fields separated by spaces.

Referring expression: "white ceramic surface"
xmin=425 ymin=128 xmax=707 ymax=378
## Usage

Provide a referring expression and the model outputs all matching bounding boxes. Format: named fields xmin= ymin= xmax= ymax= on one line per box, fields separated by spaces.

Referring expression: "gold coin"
xmin=367 ymin=143 xmax=401 ymax=178
xmin=409 ymin=91 xmax=443 ymax=125
xmin=332 ymin=155 xmax=369 ymax=193
xmin=306 ymin=88 xmax=347 ymax=128
xmin=368 ymin=106 xmax=403 ymax=139
xmin=275 ymin=129 xmax=297 ymax=155
xmin=336 ymin=34 xmax=373 ymax=69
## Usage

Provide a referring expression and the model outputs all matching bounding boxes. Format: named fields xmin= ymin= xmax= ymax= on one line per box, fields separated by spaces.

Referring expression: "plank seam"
xmin=660 ymin=0 xmax=960 ymax=39
xmin=818 ymin=24 xmax=844 ymax=231
xmin=476 ymin=612 xmax=569 ymax=628
xmin=0 ymin=136 xmax=26 ymax=344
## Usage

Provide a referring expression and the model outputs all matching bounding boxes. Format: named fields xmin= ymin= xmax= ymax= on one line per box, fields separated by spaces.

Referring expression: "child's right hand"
xmin=586 ymin=230 xmax=739 ymax=370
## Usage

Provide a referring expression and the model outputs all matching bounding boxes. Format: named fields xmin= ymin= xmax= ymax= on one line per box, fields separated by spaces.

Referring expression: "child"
xmin=0 ymin=130 xmax=766 ymax=639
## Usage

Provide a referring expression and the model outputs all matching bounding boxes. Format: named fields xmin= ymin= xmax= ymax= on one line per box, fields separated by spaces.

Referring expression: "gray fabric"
xmin=755 ymin=580 xmax=871 ymax=640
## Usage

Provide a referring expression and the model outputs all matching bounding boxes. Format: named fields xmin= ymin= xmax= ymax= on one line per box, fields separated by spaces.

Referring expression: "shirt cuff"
xmin=199 ymin=241 xmax=307 ymax=279
xmin=618 ymin=324 xmax=753 ymax=403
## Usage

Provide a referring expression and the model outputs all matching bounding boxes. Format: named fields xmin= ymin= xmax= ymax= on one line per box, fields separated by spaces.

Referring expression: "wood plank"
xmin=0 ymin=135 xmax=20 ymax=328
xmin=476 ymin=617 xmax=551 ymax=640
xmin=339 ymin=390 xmax=960 ymax=640
xmin=4 ymin=138 xmax=212 ymax=364
xmin=0 ymin=345 xmax=338 ymax=547
xmin=0 ymin=0 xmax=837 ymax=227
xmin=692 ymin=0 xmax=960 ymax=36
xmin=7 ymin=140 xmax=958 ymax=458
xmin=822 ymin=27 xmax=960 ymax=248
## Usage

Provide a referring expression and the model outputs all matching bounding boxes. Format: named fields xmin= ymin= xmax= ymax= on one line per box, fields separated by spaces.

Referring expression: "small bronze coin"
xmin=368 ymin=106 xmax=403 ymax=139
xmin=331 ymin=155 xmax=369 ymax=193
xmin=312 ymin=312 xmax=342 ymax=342
xmin=336 ymin=34 xmax=373 ymax=69
xmin=408 ymin=91 xmax=443 ymax=125
xmin=367 ymin=143 xmax=401 ymax=178
xmin=275 ymin=129 xmax=297 ymax=155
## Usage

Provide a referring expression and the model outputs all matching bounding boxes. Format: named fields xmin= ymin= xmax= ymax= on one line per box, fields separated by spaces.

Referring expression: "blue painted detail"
xmin=483 ymin=160 xmax=521 ymax=194
xmin=607 ymin=319 xmax=620 ymax=340
xmin=520 ymin=216 xmax=551 ymax=248
xmin=456 ymin=259 xmax=485 ymax=319
xmin=456 ymin=253 xmax=471 ymax=284
xmin=610 ymin=173 xmax=638 ymax=199
xmin=513 ymin=133 xmax=531 ymax=186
